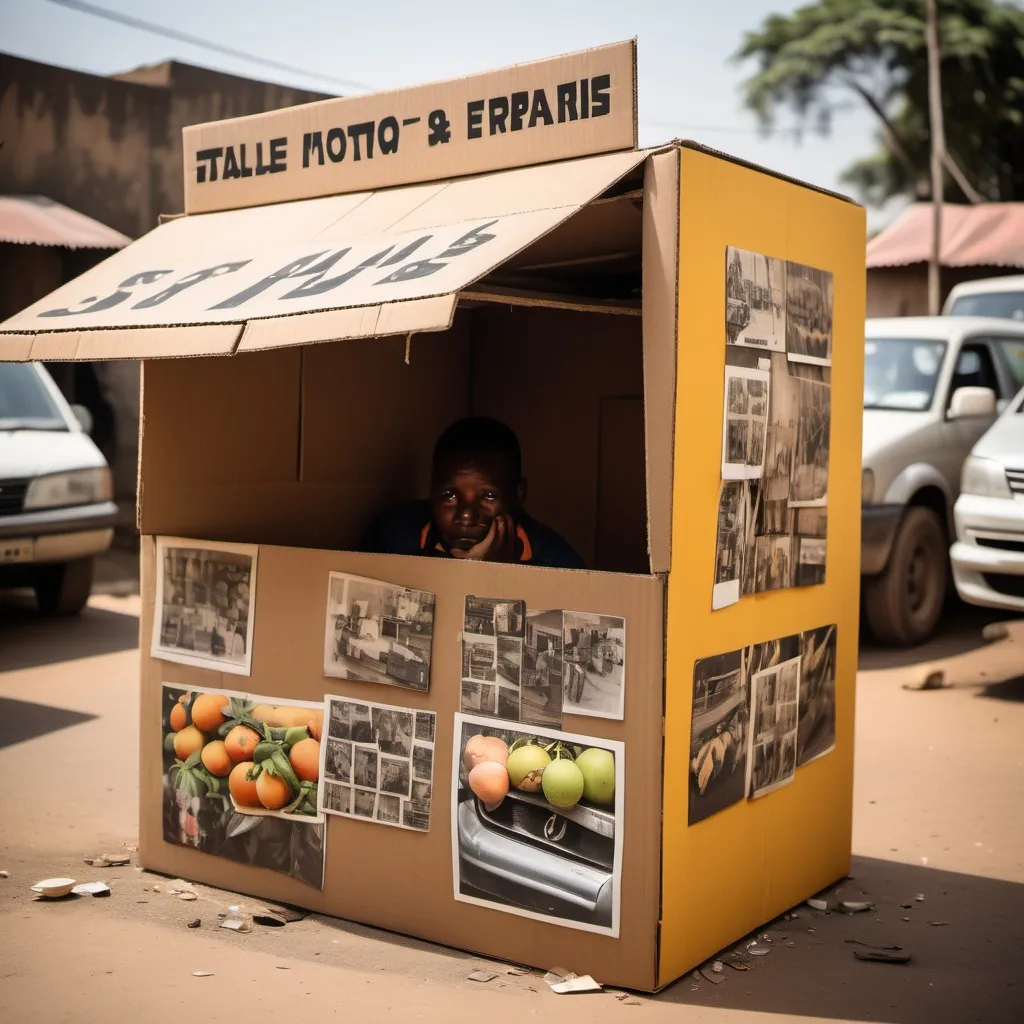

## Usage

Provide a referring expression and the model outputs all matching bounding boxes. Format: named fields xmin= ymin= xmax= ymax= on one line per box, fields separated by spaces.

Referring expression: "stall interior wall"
xmin=139 ymin=305 xmax=647 ymax=573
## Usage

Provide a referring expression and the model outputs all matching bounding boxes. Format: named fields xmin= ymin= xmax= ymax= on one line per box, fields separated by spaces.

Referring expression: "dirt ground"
xmin=1 ymin=559 xmax=1022 ymax=1024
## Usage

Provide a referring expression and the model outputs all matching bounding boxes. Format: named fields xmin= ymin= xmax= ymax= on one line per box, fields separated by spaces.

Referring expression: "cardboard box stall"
xmin=0 ymin=42 xmax=866 ymax=990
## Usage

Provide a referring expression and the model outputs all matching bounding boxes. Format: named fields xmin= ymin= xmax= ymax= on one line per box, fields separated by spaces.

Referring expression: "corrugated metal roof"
xmin=867 ymin=202 xmax=1024 ymax=270
xmin=0 ymin=196 xmax=132 ymax=249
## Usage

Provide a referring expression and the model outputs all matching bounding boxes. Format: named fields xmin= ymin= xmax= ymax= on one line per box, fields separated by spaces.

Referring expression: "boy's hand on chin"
xmin=449 ymin=515 xmax=516 ymax=562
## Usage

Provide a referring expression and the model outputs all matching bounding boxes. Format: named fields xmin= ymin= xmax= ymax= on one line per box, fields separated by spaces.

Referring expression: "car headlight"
xmin=23 ymin=467 xmax=113 ymax=510
xmin=960 ymin=456 xmax=1011 ymax=499
xmin=862 ymin=468 xmax=875 ymax=505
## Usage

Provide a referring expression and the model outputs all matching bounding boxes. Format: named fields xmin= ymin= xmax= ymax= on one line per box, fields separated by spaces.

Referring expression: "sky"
xmin=1 ymin=0 xmax=904 ymax=228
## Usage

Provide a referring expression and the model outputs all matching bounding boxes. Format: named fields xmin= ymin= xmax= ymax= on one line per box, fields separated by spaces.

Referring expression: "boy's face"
xmin=430 ymin=451 xmax=521 ymax=552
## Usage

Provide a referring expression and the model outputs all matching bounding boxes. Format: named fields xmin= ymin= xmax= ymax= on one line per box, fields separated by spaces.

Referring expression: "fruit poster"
xmin=452 ymin=713 xmax=624 ymax=937
xmin=161 ymin=685 xmax=325 ymax=889
xmin=324 ymin=572 xmax=435 ymax=692
xmin=153 ymin=538 xmax=258 ymax=676
xmin=319 ymin=695 xmax=435 ymax=832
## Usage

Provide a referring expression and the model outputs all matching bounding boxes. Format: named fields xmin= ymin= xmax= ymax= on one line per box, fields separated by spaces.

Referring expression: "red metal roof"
xmin=866 ymin=202 xmax=1024 ymax=270
xmin=0 ymin=195 xmax=132 ymax=249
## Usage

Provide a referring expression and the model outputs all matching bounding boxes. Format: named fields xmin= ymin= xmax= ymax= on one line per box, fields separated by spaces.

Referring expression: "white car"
xmin=943 ymin=274 xmax=1024 ymax=325
xmin=951 ymin=387 xmax=1024 ymax=611
xmin=0 ymin=361 xmax=117 ymax=614
xmin=861 ymin=317 xmax=1024 ymax=646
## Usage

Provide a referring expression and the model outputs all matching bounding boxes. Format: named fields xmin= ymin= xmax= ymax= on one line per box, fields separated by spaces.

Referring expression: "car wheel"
xmin=863 ymin=507 xmax=947 ymax=647
xmin=34 ymin=558 xmax=95 ymax=616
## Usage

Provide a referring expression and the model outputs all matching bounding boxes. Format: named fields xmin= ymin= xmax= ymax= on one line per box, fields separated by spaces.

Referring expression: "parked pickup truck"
xmin=861 ymin=317 xmax=1024 ymax=646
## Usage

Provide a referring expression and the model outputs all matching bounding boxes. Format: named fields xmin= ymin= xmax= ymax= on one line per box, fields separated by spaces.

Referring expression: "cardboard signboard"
xmin=183 ymin=41 xmax=637 ymax=214
xmin=0 ymin=44 xmax=866 ymax=992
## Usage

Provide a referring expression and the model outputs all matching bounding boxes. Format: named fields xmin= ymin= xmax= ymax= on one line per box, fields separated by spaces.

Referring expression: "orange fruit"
xmin=169 ymin=703 xmax=188 ymax=732
xmin=224 ymin=725 xmax=261 ymax=763
xmin=256 ymin=771 xmax=293 ymax=810
xmin=191 ymin=693 xmax=229 ymax=733
xmin=228 ymin=761 xmax=260 ymax=807
xmin=289 ymin=738 xmax=321 ymax=783
xmin=250 ymin=704 xmax=283 ymax=726
xmin=200 ymin=739 xmax=233 ymax=778
xmin=173 ymin=724 xmax=206 ymax=760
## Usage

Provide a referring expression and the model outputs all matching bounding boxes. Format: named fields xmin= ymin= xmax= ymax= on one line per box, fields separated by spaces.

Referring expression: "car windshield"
xmin=864 ymin=338 xmax=947 ymax=411
xmin=949 ymin=291 xmax=1024 ymax=321
xmin=0 ymin=363 xmax=68 ymax=431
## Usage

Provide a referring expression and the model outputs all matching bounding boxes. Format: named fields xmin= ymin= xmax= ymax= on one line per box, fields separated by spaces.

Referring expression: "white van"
xmin=943 ymin=274 xmax=1024 ymax=323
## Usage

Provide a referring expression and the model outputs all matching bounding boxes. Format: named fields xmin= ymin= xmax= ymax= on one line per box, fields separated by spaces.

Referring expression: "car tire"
xmin=34 ymin=558 xmax=95 ymax=616
xmin=863 ymin=507 xmax=947 ymax=647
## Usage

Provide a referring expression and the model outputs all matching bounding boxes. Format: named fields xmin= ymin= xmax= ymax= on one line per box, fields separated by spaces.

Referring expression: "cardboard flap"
xmin=0 ymin=149 xmax=647 ymax=361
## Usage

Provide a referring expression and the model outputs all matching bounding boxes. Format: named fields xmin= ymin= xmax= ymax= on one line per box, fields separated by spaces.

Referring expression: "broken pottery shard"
xmin=746 ymin=945 xmax=770 ymax=956
xmin=845 ymin=939 xmax=903 ymax=951
xmin=807 ymin=899 xmax=828 ymax=911
xmin=467 ymin=971 xmax=497 ymax=983
xmin=177 ymin=892 xmax=198 ymax=902
xmin=550 ymin=975 xmax=603 ymax=994
xmin=543 ymin=967 xmax=574 ymax=985
xmin=724 ymin=960 xmax=750 ymax=971
xmin=928 ymin=921 xmax=950 ymax=927
xmin=711 ymin=961 xmax=724 ymax=973
xmin=853 ymin=950 xmax=912 ymax=964
xmin=84 ymin=853 xmax=130 ymax=867
xmin=187 ymin=919 xmax=201 ymax=928
xmin=915 ymin=894 xmax=925 ymax=901
xmin=841 ymin=901 xmax=874 ymax=913
xmin=699 ymin=968 xmax=726 ymax=985
xmin=192 ymin=971 xmax=214 ymax=978
xmin=71 ymin=882 xmax=111 ymax=896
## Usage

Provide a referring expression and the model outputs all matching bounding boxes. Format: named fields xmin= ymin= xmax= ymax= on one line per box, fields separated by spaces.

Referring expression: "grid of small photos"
xmin=714 ymin=247 xmax=832 ymax=610
xmin=460 ymin=597 xmax=626 ymax=725
xmin=319 ymin=696 xmax=436 ymax=831
xmin=688 ymin=623 xmax=837 ymax=826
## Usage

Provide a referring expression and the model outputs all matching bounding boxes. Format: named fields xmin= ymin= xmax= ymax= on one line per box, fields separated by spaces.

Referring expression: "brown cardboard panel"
xmin=596 ymin=398 xmax=649 ymax=573
xmin=139 ymin=348 xmax=301 ymax=500
xmin=641 ymin=149 xmax=680 ymax=574
xmin=470 ymin=305 xmax=644 ymax=570
xmin=0 ymin=334 xmax=36 ymax=361
xmin=24 ymin=325 xmax=242 ymax=362
xmin=139 ymin=539 xmax=663 ymax=990
xmin=183 ymin=42 xmax=637 ymax=214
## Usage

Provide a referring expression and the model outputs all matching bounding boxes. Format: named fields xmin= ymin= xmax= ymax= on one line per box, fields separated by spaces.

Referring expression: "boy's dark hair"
xmin=432 ymin=416 xmax=522 ymax=480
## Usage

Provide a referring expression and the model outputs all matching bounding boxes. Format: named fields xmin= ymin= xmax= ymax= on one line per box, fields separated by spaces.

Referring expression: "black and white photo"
xmin=712 ymin=481 xmax=748 ymax=609
xmin=461 ymin=679 xmax=498 ymax=716
xmin=521 ymin=610 xmax=563 ymax=728
xmin=496 ymin=636 xmax=523 ymax=686
xmin=153 ymin=538 xmax=257 ymax=676
xmin=453 ymin=714 xmax=624 ymax=937
xmin=323 ymin=783 xmax=351 ymax=814
xmin=562 ymin=611 xmax=626 ymax=720
xmin=796 ymin=537 xmax=827 ymax=587
xmin=462 ymin=635 xmax=497 ymax=683
xmin=320 ymin=695 xmax=436 ymax=832
xmin=324 ymin=738 xmax=352 ymax=784
xmin=789 ymin=378 xmax=830 ymax=507
xmin=747 ymin=655 xmax=801 ymax=798
xmin=722 ymin=365 xmax=770 ymax=480
xmin=324 ymin=572 xmax=435 ymax=691
xmin=497 ymin=685 xmax=520 ymax=720
xmin=689 ymin=649 xmax=748 ymax=825
xmin=726 ymin=247 xmax=787 ymax=351
xmin=786 ymin=262 xmax=833 ymax=366
xmin=796 ymin=507 xmax=827 ymax=538
xmin=465 ymin=596 xmax=526 ymax=637
xmin=754 ymin=534 xmax=794 ymax=592
xmin=798 ymin=624 xmax=837 ymax=765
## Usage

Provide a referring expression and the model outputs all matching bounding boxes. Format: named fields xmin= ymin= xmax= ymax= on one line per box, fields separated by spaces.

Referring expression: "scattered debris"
xmin=746 ymin=945 xmax=770 ymax=957
xmin=84 ymin=854 xmax=130 ymax=867
xmin=260 ymin=903 xmax=307 ymax=923
xmin=220 ymin=906 xmax=253 ymax=932
xmin=840 ymin=901 xmax=874 ymax=913
xmin=903 ymin=670 xmax=946 ymax=692
xmin=192 ymin=971 xmax=214 ymax=978
xmin=806 ymin=898 xmax=828 ymax=911
xmin=506 ymin=969 xmax=529 ymax=977
xmin=914 ymin=894 xmax=925 ymax=902
xmin=71 ymin=882 xmax=111 ymax=897
xmin=544 ymin=967 xmax=574 ymax=985
xmin=467 ymin=971 xmax=497 ymax=983
xmin=711 ymin=961 xmax=724 ymax=973
xmin=0 ymin=870 xmax=9 ymax=879
xmin=902 ymin=917 xmax=910 ymax=922
xmin=550 ymin=975 xmax=603 ymax=994
xmin=276 ymin=965 xmax=290 ymax=970
xmin=928 ymin=921 xmax=950 ymax=927
xmin=187 ymin=919 xmax=201 ymax=929
xmin=724 ymin=960 xmax=749 ymax=971
xmin=699 ymin=967 xmax=725 ymax=985
xmin=30 ymin=878 xmax=77 ymax=899
xmin=845 ymin=940 xmax=903 ymax=951
xmin=901 ymin=903 xmax=912 ymax=909
xmin=853 ymin=949 xmax=912 ymax=964
xmin=254 ymin=911 xmax=288 ymax=928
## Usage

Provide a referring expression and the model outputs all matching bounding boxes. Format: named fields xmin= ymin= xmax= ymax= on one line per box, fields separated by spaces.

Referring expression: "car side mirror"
xmin=948 ymin=386 xmax=996 ymax=420
xmin=70 ymin=404 xmax=94 ymax=434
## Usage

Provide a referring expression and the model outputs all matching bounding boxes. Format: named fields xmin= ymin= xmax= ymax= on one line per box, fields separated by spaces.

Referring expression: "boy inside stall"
xmin=362 ymin=416 xmax=585 ymax=569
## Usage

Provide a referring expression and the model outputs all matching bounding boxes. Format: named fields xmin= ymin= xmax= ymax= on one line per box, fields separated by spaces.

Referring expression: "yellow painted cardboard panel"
xmin=659 ymin=148 xmax=866 ymax=985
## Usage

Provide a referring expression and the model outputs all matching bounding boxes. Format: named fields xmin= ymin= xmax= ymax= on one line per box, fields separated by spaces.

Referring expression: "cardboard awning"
xmin=0 ymin=149 xmax=647 ymax=362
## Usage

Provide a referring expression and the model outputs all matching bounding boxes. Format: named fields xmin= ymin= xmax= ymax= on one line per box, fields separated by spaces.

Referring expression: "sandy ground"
xmin=1 ymin=564 xmax=1023 ymax=1024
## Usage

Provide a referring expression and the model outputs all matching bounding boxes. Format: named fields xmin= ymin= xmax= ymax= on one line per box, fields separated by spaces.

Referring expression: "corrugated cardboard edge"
xmin=2 ymin=325 xmax=243 ymax=362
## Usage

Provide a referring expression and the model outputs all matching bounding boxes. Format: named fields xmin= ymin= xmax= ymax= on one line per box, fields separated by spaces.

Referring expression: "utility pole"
xmin=926 ymin=0 xmax=945 ymax=315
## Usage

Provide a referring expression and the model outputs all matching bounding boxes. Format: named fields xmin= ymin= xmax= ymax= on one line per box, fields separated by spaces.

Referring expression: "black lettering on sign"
xmin=39 ymin=270 xmax=173 ymax=317
xmin=427 ymin=109 xmax=451 ymax=146
xmin=467 ymin=100 xmax=484 ymax=140
xmin=255 ymin=138 xmax=288 ymax=176
xmin=580 ymin=77 xmax=590 ymax=118
xmin=591 ymin=74 xmax=611 ymax=117
xmin=303 ymin=132 xmax=325 ymax=168
xmin=488 ymin=96 xmax=509 ymax=135
xmin=402 ymin=117 xmax=421 ymax=127
xmin=528 ymin=90 xmax=553 ymax=128
xmin=223 ymin=144 xmax=254 ymax=180
xmin=209 ymin=251 xmax=336 ymax=309
xmin=374 ymin=220 xmax=498 ymax=286
xmin=280 ymin=237 xmax=432 ymax=299
xmin=132 ymin=262 xmax=251 ymax=309
xmin=378 ymin=116 xmax=400 ymax=156
xmin=195 ymin=148 xmax=223 ymax=183
xmin=557 ymin=82 xmax=578 ymax=123
xmin=327 ymin=127 xmax=347 ymax=163
xmin=348 ymin=122 xmax=375 ymax=161
xmin=510 ymin=91 xmax=529 ymax=131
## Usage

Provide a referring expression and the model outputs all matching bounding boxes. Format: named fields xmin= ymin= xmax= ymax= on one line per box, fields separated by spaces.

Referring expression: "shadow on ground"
xmin=659 ymin=854 xmax=1024 ymax=1024
xmin=0 ymin=696 xmax=98 ymax=749
xmin=0 ymin=597 xmax=139 ymax=672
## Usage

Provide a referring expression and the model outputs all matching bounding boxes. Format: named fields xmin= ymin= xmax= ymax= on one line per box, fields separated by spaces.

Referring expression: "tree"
xmin=735 ymin=0 xmax=1024 ymax=204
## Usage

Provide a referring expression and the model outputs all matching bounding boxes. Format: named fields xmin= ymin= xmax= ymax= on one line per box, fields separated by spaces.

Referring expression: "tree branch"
xmin=941 ymin=150 xmax=984 ymax=204
xmin=839 ymin=74 xmax=922 ymax=188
